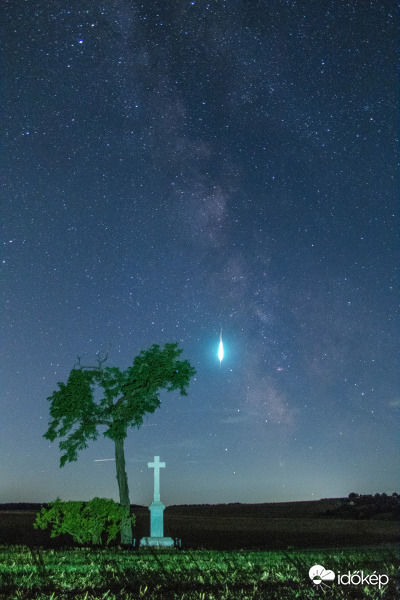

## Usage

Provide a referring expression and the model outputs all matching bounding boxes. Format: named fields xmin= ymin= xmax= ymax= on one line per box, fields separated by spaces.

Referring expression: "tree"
xmin=44 ymin=343 xmax=196 ymax=544
xmin=34 ymin=497 xmax=135 ymax=545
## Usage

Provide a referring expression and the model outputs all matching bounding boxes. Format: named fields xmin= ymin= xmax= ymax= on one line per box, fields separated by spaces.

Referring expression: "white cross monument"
xmin=140 ymin=456 xmax=174 ymax=547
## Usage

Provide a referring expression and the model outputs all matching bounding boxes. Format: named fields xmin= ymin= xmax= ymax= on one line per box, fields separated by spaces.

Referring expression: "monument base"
xmin=140 ymin=536 xmax=175 ymax=548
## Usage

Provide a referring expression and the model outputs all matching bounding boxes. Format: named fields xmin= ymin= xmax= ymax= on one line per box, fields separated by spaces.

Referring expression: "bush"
xmin=34 ymin=497 xmax=135 ymax=545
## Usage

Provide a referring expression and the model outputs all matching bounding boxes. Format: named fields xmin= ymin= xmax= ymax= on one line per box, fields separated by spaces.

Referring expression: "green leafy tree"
xmin=34 ymin=497 xmax=135 ymax=545
xmin=44 ymin=343 xmax=196 ymax=544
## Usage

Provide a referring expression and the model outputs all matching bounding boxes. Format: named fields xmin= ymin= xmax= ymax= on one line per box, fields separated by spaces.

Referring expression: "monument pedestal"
xmin=149 ymin=500 xmax=165 ymax=537
xmin=140 ymin=500 xmax=174 ymax=547
xmin=140 ymin=536 xmax=174 ymax=547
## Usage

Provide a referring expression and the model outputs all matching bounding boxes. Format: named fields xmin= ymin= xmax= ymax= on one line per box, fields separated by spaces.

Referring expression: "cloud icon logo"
xmin=309 ymin=564 xmax=335 ymax=587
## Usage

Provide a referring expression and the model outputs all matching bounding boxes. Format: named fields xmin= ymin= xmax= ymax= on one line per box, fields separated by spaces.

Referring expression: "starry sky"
xmin=1 ymin=1 xmax=398 ymax=507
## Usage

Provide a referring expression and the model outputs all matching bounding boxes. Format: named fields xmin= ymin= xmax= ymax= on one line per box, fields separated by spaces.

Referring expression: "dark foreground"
xmin=0 ymin=500 xmax=398 ymax=599
xmin=0 ymin=498 xmax=398 ymax=550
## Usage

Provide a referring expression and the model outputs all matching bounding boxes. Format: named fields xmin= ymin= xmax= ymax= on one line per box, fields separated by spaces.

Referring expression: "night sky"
xmin=2 ymin=1 xmax=398 ymax=507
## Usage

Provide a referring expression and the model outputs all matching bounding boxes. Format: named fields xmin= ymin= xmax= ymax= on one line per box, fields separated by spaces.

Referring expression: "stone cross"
xmin=148 ymin=455 xmax=165 ymax=502
xmin=140 ymin=455 xmax=174 ymax=547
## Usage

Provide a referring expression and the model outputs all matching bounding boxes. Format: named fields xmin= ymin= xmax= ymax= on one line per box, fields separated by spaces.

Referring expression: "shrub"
xmin=34 ymin=497 xmax=135 ymax=545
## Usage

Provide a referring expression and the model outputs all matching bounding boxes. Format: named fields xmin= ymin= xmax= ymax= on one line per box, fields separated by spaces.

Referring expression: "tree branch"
xmin=95 ymin=351 xmax=109 ymax=370
xmin=74 ymin=350 xmax=109 ymax=372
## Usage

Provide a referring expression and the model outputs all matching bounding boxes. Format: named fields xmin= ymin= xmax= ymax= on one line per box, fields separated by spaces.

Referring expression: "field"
xmin=1 ymin=500 xmax=398 ymax=550
xmin=0 ymin=501 xmax=398 ymax=599
xmin=0 ymin=544 xmax=398 ymax=599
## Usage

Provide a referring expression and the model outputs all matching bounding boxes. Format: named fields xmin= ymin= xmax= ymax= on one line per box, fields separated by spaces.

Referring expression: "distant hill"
xmin=166 ymin=499 xmax=346 ymax=518
xmin=1 ymin=495 xmax=398 ymax=520
xmin=325 ymin=493 xmax=399 ymax=520
xmin=0 ymin=502 xmax=147 ymax=512
xmin=0 ymin=498 xmax=343 ymax=517
xmin=0 ymin=503 xmax=49 ymax=512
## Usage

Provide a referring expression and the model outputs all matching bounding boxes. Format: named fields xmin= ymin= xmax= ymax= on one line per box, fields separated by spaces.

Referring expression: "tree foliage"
xmin=34 ymin=497 xmax=135 ymax=545
xmin=44 ymin=343 xmax=196 ymax=466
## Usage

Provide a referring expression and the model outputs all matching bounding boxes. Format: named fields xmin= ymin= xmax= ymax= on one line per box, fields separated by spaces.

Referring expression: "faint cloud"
xmin=387 ymin=398 xmax=400 ymax=409
xmin=126 ymin=455 xmax=152 ymax=464
xmin=149 ymin=438 xmax=203 ymax=452
xmin=174 ymin=438 xmax=203 ymax=450
xmin=220 ymin=410 xmax=251 ymax=425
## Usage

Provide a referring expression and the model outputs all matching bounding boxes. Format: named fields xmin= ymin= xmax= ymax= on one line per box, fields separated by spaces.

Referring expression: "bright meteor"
xmin=218 ymin=327 xmax=224 ymax=365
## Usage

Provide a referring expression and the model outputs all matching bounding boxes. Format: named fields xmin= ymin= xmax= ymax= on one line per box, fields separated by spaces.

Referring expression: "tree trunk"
xmin=114 ymin=437 xmax=133 ymax=544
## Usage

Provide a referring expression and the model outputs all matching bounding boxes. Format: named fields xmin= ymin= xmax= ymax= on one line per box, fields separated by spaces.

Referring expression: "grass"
xmin=0 ymin=544 xmax=398 ymax=600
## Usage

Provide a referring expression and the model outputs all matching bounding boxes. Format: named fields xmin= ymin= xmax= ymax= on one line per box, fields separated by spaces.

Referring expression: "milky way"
xmin=2 ymin=1 xmax=398 ymax=505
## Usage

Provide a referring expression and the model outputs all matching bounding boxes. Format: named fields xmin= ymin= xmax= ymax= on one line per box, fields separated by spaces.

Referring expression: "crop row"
xmin=0 ymin=544 xmax=398 ymax=600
